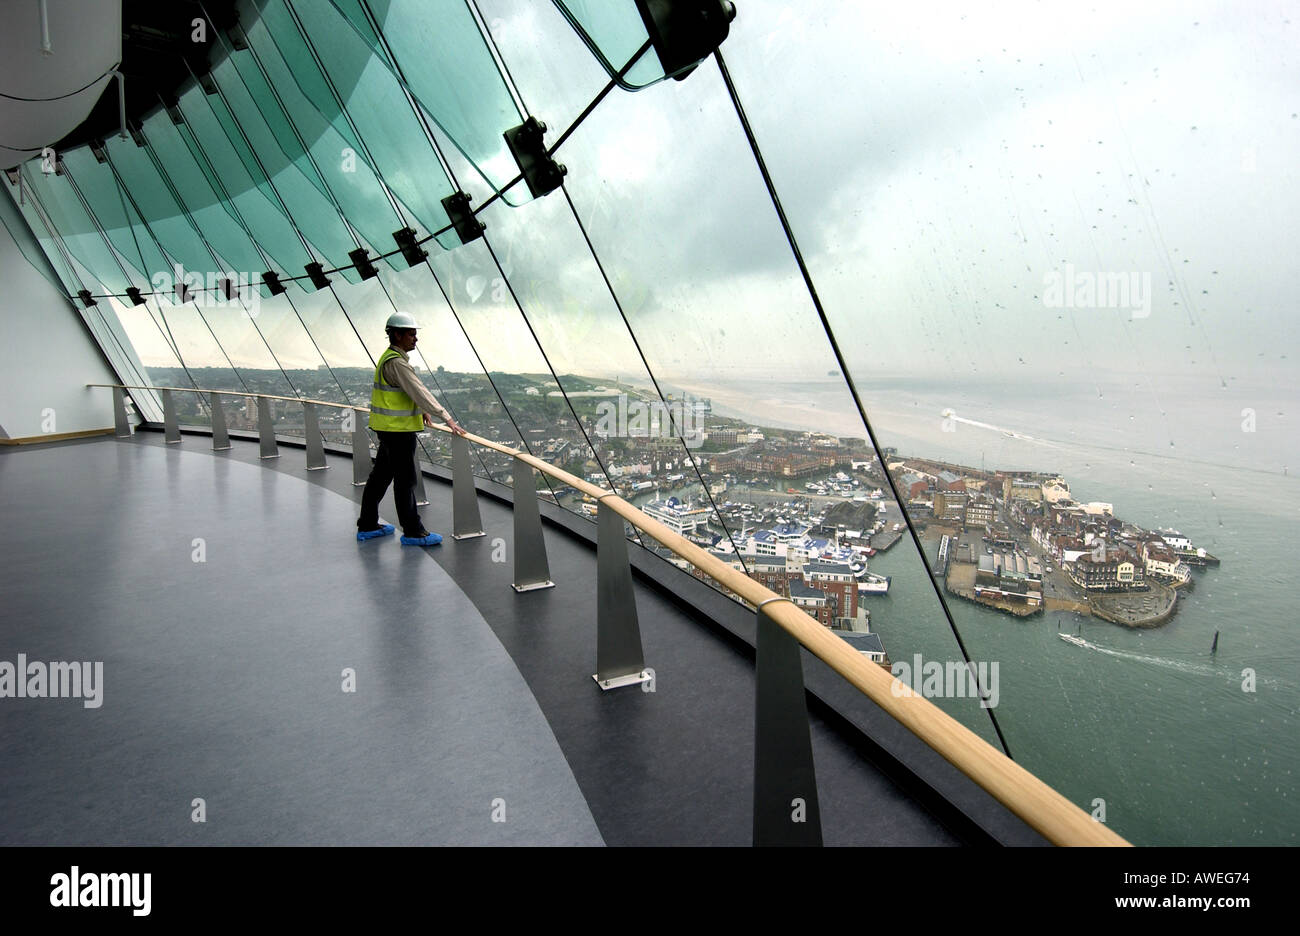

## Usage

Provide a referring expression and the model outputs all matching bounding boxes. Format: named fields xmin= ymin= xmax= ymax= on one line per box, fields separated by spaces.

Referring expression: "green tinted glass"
xmin=209 ymin=52 xmax=363 ymax=283
xmin=174 ymin=84 xmax=316 ymax=278
xmin=323 ymin=0 xmax=526 ymax=203
xmin=20 ymin=161 xmax=131 ymax=294
xmin=552 ymin=0 xmax=668 ymax=87
xmin=281 ymin=0 xmax=459 ymax=245
xmin=245 ymin=0 xmax=405 ymax=269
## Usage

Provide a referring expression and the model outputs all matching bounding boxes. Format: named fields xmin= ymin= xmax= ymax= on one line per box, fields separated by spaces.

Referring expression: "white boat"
xmin=1058 ymin=634 xmax=1087 ymax=647
xmin=859 ymin=573 xmax=891 ymax=594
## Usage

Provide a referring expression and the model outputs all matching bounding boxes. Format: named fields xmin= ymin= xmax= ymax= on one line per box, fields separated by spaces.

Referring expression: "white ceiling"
xmin=0 ymin=0 xmax=123 ymax=169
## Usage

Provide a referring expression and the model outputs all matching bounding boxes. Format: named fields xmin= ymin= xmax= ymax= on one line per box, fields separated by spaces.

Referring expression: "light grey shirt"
xmin=381 ymin=346 xmax=453 ymax=425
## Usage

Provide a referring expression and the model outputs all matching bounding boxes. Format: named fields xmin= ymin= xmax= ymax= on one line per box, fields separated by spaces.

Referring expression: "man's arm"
xmin=384 ymin=356 xmax=464 ymax=433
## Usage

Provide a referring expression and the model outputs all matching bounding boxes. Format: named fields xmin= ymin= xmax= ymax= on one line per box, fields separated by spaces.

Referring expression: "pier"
xmin=870 ymin=527 xmax=905 ymax=551
xmin=1088 ymin=583 xmax=1178 ymax=628
xmin=943 ymin=561 xmax=1041 ymax=618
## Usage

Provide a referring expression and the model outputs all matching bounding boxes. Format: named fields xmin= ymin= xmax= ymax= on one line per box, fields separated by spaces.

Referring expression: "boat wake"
xmin=940 ymin=409 xmax=1056 ymax=446
xmin=1061 ymin=636 xmax=1221 ymax=677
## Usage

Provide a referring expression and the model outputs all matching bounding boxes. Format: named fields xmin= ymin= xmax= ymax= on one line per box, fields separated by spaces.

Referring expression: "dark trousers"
xmin=357 ymin=430 xmax=423 ymax=536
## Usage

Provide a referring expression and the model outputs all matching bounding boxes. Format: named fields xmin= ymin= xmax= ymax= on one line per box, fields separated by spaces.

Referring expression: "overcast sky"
xmin=472 ymin=0 xmax=1299 ymax=396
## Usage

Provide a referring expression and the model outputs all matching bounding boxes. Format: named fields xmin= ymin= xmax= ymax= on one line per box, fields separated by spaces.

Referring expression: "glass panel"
xmin=19 ymin=161 xmax=132 ymax=294
xmin=0 ymin=180 xmax=75 ymax=295
xmin=7 ymin=182 xmax=169 ymax=421
xmin=174 ymin=84 xmax=317 ymax=278
xmin=375 ymin=261 xmax=544 ymax=480
xmin=320 ymin=0 xmax=527 ymax=201
xmin=60 ymin=148 xmax=161 ymax=290
xmin=311 ymin=272 xmax=449 ymax=467
xmin=96 ymin=295 xmax=183 ymax=423
xmin=552 ymin=0 xmax=675 ymax=87
xmin=239 ymin=288 xmax=350 ymax=447
xmin=140 ymin=111 xmax=266 ymax=277
xmin=242 ymin=0 xmax=406 ymax=268
xmin=103 ymin=134 xmax=216 ymax=277
xmin=714 ymin=0 xmax=1298 ymax=844
xmin=475 ymin=185 xmax=725 ymax=550
xmin=421 ymin=235 xmax=619 ymax=506
xmin=525 ymin=30 xmax=997 ymax=737
xmin=553 ymin=0 xmax=665 ymax=87
xmin=475 ymin=0 xmax=610 ymax=137
xmin=279 ymin=0 xmax=460 ymax=241
xmin=210 ymin=44 xmax=364 ymax=281
xmin=5 ymin=174 xmax=86 ymax=295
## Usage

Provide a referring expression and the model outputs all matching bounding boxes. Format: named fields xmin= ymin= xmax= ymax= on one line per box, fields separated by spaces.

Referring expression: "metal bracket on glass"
xmin=753 ymin=597 xmax=822 ymax=847
xmin=210 ymin=392 xmax=231 ymax=450
xmin=161 ymin=388 xmax=181 ymax=444
xmin=635 ymin=0 xmax=737 ymax=81
xmin=503 ymin=117 xmax=567 ymax=199
xmin=593 ymin=501 xmax=651 ymax=690
xmin=257 ymin=396 xmax=279 ymax=459
xmin=303 ymin=402 xmax=327 ymax=470
xmin=450 ymin=433 xmax=485 ymax=539
xmin=352 ymin=411 xmax=371 ymax=486
xmin=413 ymin=448 xmax=429 ymax=506
xmin=441 ymin=191 xmax=484 ymax=245
xmin=112 ymin=386 xmax=132 ymax=438
xmin=511 ymin=456 xmax=554 ymax=592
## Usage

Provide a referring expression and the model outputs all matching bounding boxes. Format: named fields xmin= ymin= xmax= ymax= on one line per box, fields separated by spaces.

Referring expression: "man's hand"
xmin=422 ymin=412 xmax=435 ymax=429
xmin=446 ymin=417 xmax=467 ymax=437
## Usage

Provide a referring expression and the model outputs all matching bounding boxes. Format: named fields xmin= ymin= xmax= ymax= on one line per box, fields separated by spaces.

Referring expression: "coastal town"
xmin=153 ymin=367 xmax=1221 ymax=665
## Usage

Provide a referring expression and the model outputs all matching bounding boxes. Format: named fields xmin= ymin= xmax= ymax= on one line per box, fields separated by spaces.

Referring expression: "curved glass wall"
xmin=7 ymin=0 xmax=1294 ymax=847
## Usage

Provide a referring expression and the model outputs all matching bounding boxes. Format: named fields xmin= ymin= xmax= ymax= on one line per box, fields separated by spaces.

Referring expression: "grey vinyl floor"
xmin=0 ymin=437 xmax=603 ymax=845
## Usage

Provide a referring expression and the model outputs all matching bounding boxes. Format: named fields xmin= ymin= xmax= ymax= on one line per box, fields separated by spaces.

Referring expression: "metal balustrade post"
xmin=210 ymin=392 xmax=231 ymax=450
xmin=450 ymin=432 xmax=484 ymax=539
xmin=161 ymin=389 xmax=181 ymax=444
xmin=753 ymin=598 xmax=822 ymax=847
xmin=257 ymin=396 xmax=279 ymax=459
xmin=303 ymin=402 xmax=327 ymax=470
xmin=112 ymin=387 xmax=132 ymax=438
xmin=413 ymin=448 xmax=429 ymax=506
xmin=352 ymin=411 xmax=371 ymax=486
xmin=511 ymin=456 xmax=554 ymax=592
xmin=593 ymin=500 xmax=651 ymax=690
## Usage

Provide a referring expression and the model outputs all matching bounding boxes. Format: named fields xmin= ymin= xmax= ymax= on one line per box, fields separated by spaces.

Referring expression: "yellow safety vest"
xmin=368 ymin=348 xmax=423 ymax=431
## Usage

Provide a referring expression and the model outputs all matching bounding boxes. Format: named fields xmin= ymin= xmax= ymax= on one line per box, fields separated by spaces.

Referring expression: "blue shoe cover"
xmin=357 ymin=524 xmax=395 ymax=541
xmin=400 ymin=532 xmax=443 ymax=547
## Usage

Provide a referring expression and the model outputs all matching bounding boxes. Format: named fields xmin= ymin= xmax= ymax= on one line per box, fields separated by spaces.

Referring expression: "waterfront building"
xmin=1003 ymin=477 xmax=1044 ymax=503
xmin=837 ymin=631 xmax=888 ymax=665
xmin=1157 ymin=529 xmax=1194 ymax=551
xmin=1142 ymin=542 xmax=1192 ymax=584
xmin=1064 ymin=550 xmax=1147 ymax=592
xmin=789 ymin=580 xmax=834 ymax=625
xmin=1041 ymin=477 xmax=1072 ymax=503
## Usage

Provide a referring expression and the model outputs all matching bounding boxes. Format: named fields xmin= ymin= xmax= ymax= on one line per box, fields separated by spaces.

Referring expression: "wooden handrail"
xmin=91 ymin=382 xmax=1130 ymax=846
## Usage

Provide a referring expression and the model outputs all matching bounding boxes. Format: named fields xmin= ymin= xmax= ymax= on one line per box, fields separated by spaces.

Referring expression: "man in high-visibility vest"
xmin=357 ymin=311 xmax=466 ymax=546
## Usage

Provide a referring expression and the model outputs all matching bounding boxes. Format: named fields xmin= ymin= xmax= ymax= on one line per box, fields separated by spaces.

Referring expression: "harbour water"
xmin=670 ymin=374 xmax=1299 ymax=845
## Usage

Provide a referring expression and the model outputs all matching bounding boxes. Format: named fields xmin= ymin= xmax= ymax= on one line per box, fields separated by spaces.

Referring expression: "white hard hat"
xmin=385 ymin=311 xmax=419 ymax=330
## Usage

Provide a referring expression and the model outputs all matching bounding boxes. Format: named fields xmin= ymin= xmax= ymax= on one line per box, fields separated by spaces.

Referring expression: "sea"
xmin=658 ymin=373 xmax=1298 ymax=845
